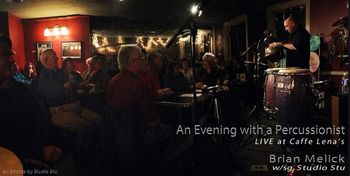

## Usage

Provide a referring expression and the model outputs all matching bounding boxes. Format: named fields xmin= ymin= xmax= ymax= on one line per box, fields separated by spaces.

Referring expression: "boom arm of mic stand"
xmin=241 ymin=42 xmax=257 ymax=56
xmin=165 ymin=17 xmax=194 ymax=48
xmin=165 ymin=0 xmax=210 ymax=48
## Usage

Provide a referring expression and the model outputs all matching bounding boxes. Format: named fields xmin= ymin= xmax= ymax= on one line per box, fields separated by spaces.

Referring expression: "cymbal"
xmin=332 ymin=16 xmax=348 ymax=27
xmin=244 ymin=61 xmax=267 ymax=66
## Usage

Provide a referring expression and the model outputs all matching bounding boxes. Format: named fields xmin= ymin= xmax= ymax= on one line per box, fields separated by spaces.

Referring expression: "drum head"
xmin=310 ymin=52 xmax=320 ymax=73
xmin=310 ymin=35 xmax=321 ymax=52
xmin=277 ymin=68 xmax=310 ymax=75
xmin=265 ymin=68 xmax=281 ymax=73
xmin=266 ymin=67 xmax=301 ymax=73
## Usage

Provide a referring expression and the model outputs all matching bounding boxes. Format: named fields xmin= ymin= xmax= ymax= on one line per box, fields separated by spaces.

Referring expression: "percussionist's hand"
xmin=269 ymin=42 xmax=282 ymax=48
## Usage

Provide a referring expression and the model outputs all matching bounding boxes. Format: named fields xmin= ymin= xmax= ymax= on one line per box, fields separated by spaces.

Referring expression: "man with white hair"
xmin=106 ymin=44 xmax=156 ymax=124
xmin=106 ymin=45 xmax=174 ymax=175
xmin=196 ymin=52 xmax=230 ymax=90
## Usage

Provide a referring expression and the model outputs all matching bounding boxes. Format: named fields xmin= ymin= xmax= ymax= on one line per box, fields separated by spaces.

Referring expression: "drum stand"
xmin=243 ymin=38 xmax=265 ymax=125
xmin=205 ymin=87 xmax=223 ymax=123
xmin=240 ymin=38 xmax=276 ymax=148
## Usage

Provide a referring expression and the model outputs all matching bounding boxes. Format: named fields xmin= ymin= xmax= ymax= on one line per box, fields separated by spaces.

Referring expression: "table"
xmin=155 ymin=92 xmax=207 ymax=108
xmin=155 ymin=92 xmax=209 ymax=125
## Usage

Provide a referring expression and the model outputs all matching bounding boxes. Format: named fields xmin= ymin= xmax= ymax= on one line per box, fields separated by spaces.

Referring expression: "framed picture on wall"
xmin=61 ymin=41 xmax=82 ymax=59
xmin=36 ymin=41 xmax=53 ymax=61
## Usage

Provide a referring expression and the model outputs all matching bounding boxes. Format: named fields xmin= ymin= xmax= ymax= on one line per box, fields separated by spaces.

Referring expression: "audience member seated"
xmin=148 ymin=50 xmax=166 ymax=87
xmin=82 ymin=56 xmax=94 ymax=80
xmin=62 ymin=57 xmax=83 ymax=100
xmin=81 ymin=54 xmax=110 ymax=93
xmin=38 ymin=49 xmax=101 ymax=159
xmin=163 ymin=64 xmax=191 ymax=92
xmin=106 ymin=45 xmax=174 ymax=175
xmin=0 ymin=35 xmax=62 ymax=171
xmin=140 ymin=50 xmax=172 ymax=98
xmin=11 ymin=62 xmax=31 ymax=86
xmin=179 ymin=59 xmax=193 ymax=84
xmin=21 ymin=62 xmax=38 ymax=89
xmin=195 ymin=52 xmax=230 ymax=90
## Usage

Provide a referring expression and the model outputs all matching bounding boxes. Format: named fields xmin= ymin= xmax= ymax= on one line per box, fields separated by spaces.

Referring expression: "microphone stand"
xmin=165 ymin=18 xmax=198 ymax=124
xmin=240 ymin=35 xmax=272 ymax=148
xmin=165 ymin=0 xmax=209 ymax=124
xmin=241 ymin=41 xmax=257 ymax=57
xmin=243 ymin=37 xmax=263 ymax=125
xmin=190 ymin=21 xmax=198 ymax=124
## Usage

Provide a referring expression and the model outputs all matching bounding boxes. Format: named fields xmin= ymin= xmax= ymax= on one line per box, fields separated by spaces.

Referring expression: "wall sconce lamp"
xmin=44 ymin=26 xmax=69 ymax=36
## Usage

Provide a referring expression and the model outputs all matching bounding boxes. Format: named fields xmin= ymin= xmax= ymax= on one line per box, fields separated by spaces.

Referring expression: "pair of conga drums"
xmin=264 ymin=67 xmax=313 ymax=126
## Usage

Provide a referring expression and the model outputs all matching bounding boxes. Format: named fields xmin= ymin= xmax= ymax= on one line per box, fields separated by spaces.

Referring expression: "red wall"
xmin=23 ymin=15 xmax=91 ymax=73
xmin=310 ymin=0 xmax=348 ymax=88
xmin=310 ymin=0 xmax=347 ymax=43
xmin=8 ymin=13 xmax=26 ymax=70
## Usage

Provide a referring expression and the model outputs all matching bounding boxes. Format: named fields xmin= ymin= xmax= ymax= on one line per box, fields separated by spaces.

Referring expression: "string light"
xmin=92 ymin=34 xmax=181 ymax=53
xmin=179 ymin=36 xmax=190 ymax=42
xmin=106 ymin=47 xmax=115 ymax=53
xmin=102 ymin=37 xmax=108 ymax=46
xmin=157 ymin=38 xmax=166 ymax=46
xmin=92 ymin=34 xmax=100 ymax=48
xmin=118 ymin=36 xmax=123 ymax=44
xmin=136 ymin=37 xmax=146 ymax=48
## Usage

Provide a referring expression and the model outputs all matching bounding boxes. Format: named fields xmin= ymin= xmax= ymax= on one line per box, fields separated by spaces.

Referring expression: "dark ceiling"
xmin=0 ymin=0 xmax=289 ymax=35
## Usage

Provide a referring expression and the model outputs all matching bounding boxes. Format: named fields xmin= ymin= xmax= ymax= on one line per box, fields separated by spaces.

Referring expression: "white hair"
xmin=39 ymin=49 xmax=56 ymax=66
xmin=202 ymin=52 xmax=215 ymax=62
xmin=117 ymin=44 xmax=141 ymax=70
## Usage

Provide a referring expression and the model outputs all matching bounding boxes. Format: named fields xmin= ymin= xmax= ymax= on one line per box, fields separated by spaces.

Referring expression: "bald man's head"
xmin=284 ymin=16 xmax=297 ymax=34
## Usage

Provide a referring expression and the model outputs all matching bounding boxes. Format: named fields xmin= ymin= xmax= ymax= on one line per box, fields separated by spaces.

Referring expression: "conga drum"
xmin=0 ymin=146 xmax=23 ymax=176
xmin=264 ymin=67 xmax=300 ymax=113
xmin=274 ymin=68 xmax=313 ymax=126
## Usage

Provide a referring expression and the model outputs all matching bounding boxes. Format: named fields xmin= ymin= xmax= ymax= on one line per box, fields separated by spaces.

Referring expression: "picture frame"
xmin=61 ymin=41 xmax=82 ymax=59
xmin=36 ymin=41 xmax=53 ymax=61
